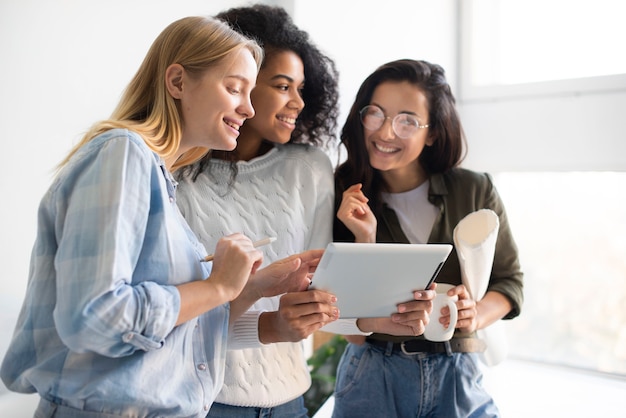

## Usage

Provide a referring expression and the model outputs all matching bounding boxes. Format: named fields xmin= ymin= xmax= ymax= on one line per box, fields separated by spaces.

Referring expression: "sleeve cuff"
xmin=320 ymin=319 xmax=372 ymax=336
xmin=227 ymin=310 xmax=264 ymax=350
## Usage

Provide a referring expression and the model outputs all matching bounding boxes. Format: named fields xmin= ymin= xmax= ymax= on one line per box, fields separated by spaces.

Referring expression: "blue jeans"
xmin=207 ymin=396 xmax=308 ymax=418
xmin=331 ymin=342 xmax=500 ymax=418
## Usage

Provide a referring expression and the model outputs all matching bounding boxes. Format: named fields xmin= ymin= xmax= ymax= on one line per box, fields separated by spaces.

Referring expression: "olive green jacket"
xmin=335 ymin=167 xmax=524 ymax=340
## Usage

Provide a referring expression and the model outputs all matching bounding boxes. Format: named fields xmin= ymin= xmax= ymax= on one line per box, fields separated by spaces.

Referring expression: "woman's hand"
xmin=207 ymin=233 xmax=264 ymax=301
xmin=336 ymin=183 xmax=377 ymax=243
xmin=259 ymin=289 xmax=339 ymax=343
xmin=441 ymin=288 xmax=512 ymax=333
xmin=176 ymin=233 xmax=262 ymax=325
xmin=230 ymin=249 xmax=324 ymax=321
xmin=250 ymin=248 xmax=324 ymax=298
xmin=356 ymin=288 xmax=435 ymax=336
xmin=440 ymin=284 xmax=478 ymax=334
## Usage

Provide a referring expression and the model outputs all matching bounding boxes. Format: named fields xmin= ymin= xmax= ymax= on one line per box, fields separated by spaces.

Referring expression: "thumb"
xmin=288 ymin=257 xmax=303 ymax=273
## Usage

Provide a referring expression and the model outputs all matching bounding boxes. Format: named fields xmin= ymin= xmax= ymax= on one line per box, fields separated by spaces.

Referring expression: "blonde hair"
xmin=58 ymin=16 xmax=263 ymax=171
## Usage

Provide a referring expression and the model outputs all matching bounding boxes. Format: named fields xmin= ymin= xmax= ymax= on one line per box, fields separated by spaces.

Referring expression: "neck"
xmin=381 ymin=162 xmax=428 ymax=193
xmin=237 ymin=139 xmax=273 ymax=161
xmin=217 ymin=127 xmax=273 ymax=162
xmin=164 ymin=155 xmax=179 ymax=172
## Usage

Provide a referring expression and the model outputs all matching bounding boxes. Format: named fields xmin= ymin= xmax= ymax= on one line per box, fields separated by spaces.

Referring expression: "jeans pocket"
xmin=333 ymin=343 xmax=372 ymax=398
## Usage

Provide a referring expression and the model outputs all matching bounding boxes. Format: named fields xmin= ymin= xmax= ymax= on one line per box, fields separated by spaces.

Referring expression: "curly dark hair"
xmin=181 ymin=4 xmax=339 ymax=180
xmin=335 ymin=59 xmax=467 ymax=218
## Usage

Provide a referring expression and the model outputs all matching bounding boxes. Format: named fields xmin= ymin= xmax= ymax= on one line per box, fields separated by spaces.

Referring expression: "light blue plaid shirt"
xmin=1 ymin=129 xmax=229 ymax=417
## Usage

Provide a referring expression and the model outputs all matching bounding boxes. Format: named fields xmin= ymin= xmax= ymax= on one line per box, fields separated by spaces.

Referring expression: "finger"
xmin=346 ymin=197 xmax=370 ymax=214
xmin=391 ymin=310 xmax=429 ymax=325
xmin=412 ymin=289 xmax=436 ymax=300
xmin=281 ymin=303 xmax=339 ymax=326
xmin=449 ymin=284 xmax=469 ymax=299
xmin=344 ymin=183 xmax=363 ymax=195
xmin=412 ymin=323 xmax=425 ymax=336
xmin=297 ymin=249 xmax=325 ymax=265
xmin=396 ymin=299 xmax=433 ymax=314
xmin=281 ymin=290 xmax=338 ymax=310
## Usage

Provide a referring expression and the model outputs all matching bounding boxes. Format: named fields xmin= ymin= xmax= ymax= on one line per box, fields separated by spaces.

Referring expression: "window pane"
xmin=494 ymin=172 xmax=626 ymax=375
xmin=467 ymin=0 xmax=626 ymax=85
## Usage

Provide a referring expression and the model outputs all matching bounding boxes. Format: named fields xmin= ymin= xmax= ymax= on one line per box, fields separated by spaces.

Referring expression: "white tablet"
xmin=310 ymin=242 xmax=453 ymax=318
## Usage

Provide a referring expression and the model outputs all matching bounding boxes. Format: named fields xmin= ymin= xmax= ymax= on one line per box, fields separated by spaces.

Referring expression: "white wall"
xmin=292 ymin=0 xmax=457 ymax=145
xmin=460 ymin=89 xmax=626 ymax=172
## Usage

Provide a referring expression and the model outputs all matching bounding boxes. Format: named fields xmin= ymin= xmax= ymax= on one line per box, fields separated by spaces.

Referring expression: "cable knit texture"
xmin=176 ymin=143 xmax=334 ymax=407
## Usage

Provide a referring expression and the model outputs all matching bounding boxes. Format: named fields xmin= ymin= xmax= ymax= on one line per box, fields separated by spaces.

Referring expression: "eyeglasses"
xmin=359 ymin=105 xmax=429 ymax=139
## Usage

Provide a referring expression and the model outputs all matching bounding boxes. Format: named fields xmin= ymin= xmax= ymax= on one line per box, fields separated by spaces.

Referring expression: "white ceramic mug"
xmin=424 ymin=283 xmax=458 ymax=342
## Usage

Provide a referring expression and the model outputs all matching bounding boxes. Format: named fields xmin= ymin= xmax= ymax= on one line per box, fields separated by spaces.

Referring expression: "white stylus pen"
xmin=201 ymin=236 xmax=277 ymax=262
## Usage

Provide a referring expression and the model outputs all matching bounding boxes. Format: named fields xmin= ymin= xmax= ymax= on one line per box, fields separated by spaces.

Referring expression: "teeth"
xmin=226 ymin=121 xmax=240 ymax=130
xmin=374 ymin=142 xmax=398 ymax=153
xmin=278 ymin=116 xmax=296 ymax=124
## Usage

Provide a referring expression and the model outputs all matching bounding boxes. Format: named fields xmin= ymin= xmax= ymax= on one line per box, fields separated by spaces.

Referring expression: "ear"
xmin=165 ymin=63 xmax=185 ymax=99
xmin=425 ymin=132 xmax=436 ymax=147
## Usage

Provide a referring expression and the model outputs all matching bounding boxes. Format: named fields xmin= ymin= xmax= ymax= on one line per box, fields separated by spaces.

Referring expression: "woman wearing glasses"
xmin=331 ymin=59 xmax=523 ymax=417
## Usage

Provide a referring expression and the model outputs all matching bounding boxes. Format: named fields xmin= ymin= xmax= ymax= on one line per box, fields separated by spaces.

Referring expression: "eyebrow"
xmin=372 ymin=102 xmax=422 ymax=118
xmin=225 ymin=74 xmax=253 ymax=84
xmin=269 ymin=74 xmax=305 ymax=84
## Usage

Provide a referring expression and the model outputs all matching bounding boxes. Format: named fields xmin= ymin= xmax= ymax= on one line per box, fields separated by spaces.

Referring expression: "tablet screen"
xmin=310 ymin=242 xmax=452 ymax=318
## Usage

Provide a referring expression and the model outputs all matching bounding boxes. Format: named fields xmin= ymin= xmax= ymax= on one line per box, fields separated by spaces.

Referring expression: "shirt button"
xmin=197 ymin=363 xmax=207 ymax=371
xmin=204 ymin=405 xmax=210 ymax=411
xmin=169 ymin=197 xmax=174 ymax=203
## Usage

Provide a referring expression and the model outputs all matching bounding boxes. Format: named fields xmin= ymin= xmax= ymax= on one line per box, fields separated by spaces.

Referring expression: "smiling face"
xmin=237 ymin=50 xmax=305 ymax=156
xmin=175 ymin=48 xmax=258 ymax=154
xmin=364 ymin=81 xmax=433 ymax=191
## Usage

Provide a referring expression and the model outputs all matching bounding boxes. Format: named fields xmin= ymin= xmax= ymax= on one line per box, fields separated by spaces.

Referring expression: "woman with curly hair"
xmin=176 ymin=4 xmax=341 ymax=417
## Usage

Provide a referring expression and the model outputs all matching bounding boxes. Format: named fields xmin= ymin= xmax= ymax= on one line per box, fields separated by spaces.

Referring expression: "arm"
xmin=484 ymin=173 xmax=524 ymax=319
xmin=55 ymin=134 xmax=193 ymax=356
xmin=442 ymin=172 xmax=523 ymax=328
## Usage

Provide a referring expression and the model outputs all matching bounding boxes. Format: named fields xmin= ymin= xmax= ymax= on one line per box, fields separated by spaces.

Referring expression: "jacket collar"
xmin=428 ymin=172 xmax=448 ymax=198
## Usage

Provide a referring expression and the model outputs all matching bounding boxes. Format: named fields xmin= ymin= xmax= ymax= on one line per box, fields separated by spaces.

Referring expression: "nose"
xmin=289 ymin=91 xmax=305 ymax=111
xmin=379 ymin=116 xmax=395 ymax=141
xmin=239 ymin=96 xmax=255 ymax=119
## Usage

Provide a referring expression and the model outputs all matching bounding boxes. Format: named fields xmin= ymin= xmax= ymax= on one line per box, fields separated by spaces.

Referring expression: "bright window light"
xmin=461 ymin=0 xmax=626 ymax=99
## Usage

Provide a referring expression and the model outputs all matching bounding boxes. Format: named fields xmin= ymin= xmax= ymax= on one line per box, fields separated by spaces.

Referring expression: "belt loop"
xmin=385 ymin=341 xmax=394 ymax=356
xmin=444 ymin=340 xmax=453 ymax=356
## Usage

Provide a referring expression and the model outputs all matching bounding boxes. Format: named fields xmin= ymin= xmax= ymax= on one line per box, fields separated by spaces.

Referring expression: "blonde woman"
xmin=1 ymin=16 xmax=320 ymax=417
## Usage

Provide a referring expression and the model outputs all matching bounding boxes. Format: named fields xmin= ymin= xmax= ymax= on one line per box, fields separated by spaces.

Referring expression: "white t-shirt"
xmin=381 ymin=180 xmax=438 ymax=244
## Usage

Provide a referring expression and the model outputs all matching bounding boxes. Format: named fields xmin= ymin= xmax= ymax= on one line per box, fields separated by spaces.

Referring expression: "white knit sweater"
xmin=176 ymin=144 xmax=334 ymax=407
